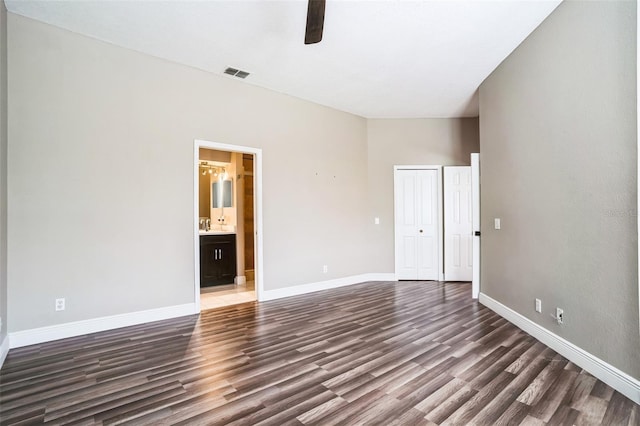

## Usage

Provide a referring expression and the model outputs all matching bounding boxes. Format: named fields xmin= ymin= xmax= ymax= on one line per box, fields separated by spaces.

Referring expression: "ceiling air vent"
xmin=224 ymin=67 xmax=250 ymax=79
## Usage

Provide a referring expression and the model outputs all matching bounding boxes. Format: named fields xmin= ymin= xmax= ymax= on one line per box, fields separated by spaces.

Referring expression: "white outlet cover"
xmin=535 ymin=298 xmax=542 ymax=313
xmin=374 ymin=217 xmax=380 ymax=225
xmin=55 ymin=298 xmax=66 ymax=311
xmin=494 ymin=218 xmax=501 ymax=230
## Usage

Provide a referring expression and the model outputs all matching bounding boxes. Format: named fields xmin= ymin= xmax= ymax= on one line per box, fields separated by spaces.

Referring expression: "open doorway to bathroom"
xmin=194 ymin=140 xmax=262 ymax=311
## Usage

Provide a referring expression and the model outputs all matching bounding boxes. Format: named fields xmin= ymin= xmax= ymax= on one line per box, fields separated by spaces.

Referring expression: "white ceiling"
xmin=5 ymin=0 xmax=561 ymax=118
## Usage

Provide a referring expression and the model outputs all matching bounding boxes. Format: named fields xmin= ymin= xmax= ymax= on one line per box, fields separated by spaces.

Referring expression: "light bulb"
xmin=208 ymin=168 xmax=213 ymax=174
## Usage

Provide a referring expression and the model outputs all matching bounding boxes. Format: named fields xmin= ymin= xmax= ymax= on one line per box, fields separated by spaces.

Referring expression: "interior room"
xmin=198 ymin=147 xmax=256 ymax=310
xmin=0 ymin=0 xmax=638 ymax=423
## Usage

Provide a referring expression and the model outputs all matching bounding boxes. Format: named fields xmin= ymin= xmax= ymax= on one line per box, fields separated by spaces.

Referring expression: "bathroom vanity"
xmin=199 ymin=232 xmax=237 ymax=287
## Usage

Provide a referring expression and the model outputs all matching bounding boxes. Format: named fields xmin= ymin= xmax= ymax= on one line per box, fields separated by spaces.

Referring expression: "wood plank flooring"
xmin=1 ymin=281 xmax=638 ymax=425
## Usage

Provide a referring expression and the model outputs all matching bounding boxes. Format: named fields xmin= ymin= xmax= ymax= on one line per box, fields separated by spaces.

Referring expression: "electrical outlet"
xmin=535 ymin=298 xmax=542 ymax=313
xmin=494 ymin=218 xmax=501 ymax=230
xmin=555 ymin=308 xmax=564 ymax=324
xmin=55 ymin=298 xmax=66 ymax=311
xmin=374 ymin=217 xmax=380 ymax=225
xmin=322 ymin=265 xmax=328 ymax=273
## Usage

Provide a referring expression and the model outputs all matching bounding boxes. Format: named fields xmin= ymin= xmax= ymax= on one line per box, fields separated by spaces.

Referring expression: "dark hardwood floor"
xmin=1 ymin=281 xmax=638 ymax=425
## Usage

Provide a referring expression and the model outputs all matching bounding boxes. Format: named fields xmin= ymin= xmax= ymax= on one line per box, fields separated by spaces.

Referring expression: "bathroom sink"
xmin=199 ymin=225 xmax=236 ymax=235
xmin=199 ymin=230 xmax=235 ymax=235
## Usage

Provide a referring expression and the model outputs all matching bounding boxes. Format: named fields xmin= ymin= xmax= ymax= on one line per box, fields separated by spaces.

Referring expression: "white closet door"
xmin=444 ymin=166 xmax=473 ymax=281
xmin=395 ymin=169 xmax=439 ymax=280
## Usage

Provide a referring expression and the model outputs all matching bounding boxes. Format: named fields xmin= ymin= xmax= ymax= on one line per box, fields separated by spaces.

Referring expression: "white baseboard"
xmin=0 ymin=334 xmax=9 ymax=369
xmin=7 ymin=273 xmax=398 ymax=349
xmin=260 ymin=273 xmax=396 ymax=302
xmin=479 ymin=293 xmax=640 ymax=405
xmin=9 ymin=303 xmax=197 ymax=349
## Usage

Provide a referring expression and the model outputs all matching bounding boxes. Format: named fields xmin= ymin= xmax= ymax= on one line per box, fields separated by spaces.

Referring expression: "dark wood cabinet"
xmin=200 ymin=234 xmax=237 ymax=287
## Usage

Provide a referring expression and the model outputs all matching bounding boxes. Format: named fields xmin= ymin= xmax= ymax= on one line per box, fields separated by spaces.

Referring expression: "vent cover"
xmin=224 ymin=67 xmax=250 ymax=79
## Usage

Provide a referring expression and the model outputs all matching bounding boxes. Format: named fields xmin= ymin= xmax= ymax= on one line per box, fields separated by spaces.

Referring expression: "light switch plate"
xmin=374 ymin=217 xmax=380 ymax=225
xmin=494 ymin=218 xmax=501 ymax=230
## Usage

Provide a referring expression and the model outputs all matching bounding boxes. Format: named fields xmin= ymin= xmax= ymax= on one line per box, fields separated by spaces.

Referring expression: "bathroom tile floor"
xmin=200 ymin=281 xmax=256 ymax=310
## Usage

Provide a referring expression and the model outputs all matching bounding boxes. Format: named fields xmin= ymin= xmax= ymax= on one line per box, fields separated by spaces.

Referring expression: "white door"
xmin=394 ymin=169 xmax=439 ymax=280
xmin=444 ymin=166 xmax=473 ymax=281
xmin=471 ymin=153 xmax=480 ymax=298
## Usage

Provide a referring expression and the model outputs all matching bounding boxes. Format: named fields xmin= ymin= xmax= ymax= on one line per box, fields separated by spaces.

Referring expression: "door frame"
xmin=193 ymin=139 xmax=264 ymax=312
xmin=393 ymin=165 xmax=444 ymax=281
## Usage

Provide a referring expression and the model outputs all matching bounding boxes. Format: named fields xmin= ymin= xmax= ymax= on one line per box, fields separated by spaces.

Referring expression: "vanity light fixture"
xmin=199 ymin=163 xmax=228 ymax=178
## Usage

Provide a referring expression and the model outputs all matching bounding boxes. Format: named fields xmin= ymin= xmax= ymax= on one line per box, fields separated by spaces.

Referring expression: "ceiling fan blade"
xmin=305 ymin=0 xmax=325 ymax=44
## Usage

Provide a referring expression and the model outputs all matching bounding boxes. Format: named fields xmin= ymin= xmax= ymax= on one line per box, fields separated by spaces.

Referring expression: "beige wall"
xmin=366 ymin=118 xmax=479 ymax=271
xmin=198 ymin=171 xmax=210 ymax=218
xmin=7 ymin=14 xmax=370 ymax=332
xmin=0 ymin=2 xmax=8 ymax=344
xmin=6 ymin=13 xmax=481 ymax=335
xmin=480 ymin=0 xmax=638 ymax=378
xmin=199 ymin=148 xmax=231 ymax=163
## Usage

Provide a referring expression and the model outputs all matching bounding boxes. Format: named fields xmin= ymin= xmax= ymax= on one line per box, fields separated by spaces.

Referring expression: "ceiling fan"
xmin=305 ymin=0 xmax=326 ymax=44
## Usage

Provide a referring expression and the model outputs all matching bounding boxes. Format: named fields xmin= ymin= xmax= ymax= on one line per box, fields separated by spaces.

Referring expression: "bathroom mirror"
xmin=212 ymin=179 xmax=233 ymax=208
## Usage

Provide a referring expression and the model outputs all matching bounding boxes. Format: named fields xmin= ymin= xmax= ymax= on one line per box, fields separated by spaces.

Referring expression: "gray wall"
xmin=480 ymin=0 xmax=638 ymax=379
xmin=366 ymin=118 xmax=479 ymax=272
xmin=0 ymin=2 xmax=8 ymax=345
xmin=7 ymin=14 xmax=370 ymax=332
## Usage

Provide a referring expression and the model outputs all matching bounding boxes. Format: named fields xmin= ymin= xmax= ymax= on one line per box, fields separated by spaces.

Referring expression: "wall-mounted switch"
xmin=494 ymin=218 xmax=501 ymax=230
xmin=323 ymin=265 xmax=328 ymax=273
xmin=374 ymin=217 xmax=380 ymax=225
xmin=535 ymin=298 xmax=542 ymax=313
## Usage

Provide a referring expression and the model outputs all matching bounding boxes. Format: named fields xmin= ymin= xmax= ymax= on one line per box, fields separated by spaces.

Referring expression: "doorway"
xmin=193 ymin=140 xmax=264 ymax=311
